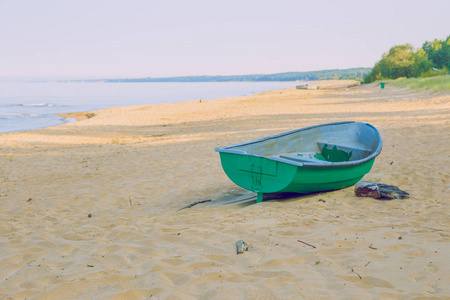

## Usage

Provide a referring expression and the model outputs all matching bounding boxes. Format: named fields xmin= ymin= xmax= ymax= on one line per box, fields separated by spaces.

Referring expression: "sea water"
xmin=0 ymin=81 xmax=296 ymax=134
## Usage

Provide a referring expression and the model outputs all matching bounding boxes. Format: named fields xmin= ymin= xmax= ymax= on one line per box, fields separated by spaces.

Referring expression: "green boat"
xmin=216 ymin=121 xmax=383 ymax=203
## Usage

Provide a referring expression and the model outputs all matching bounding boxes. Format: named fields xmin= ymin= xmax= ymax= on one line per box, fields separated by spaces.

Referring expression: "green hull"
xmin=216 ymin=122 xmax=382 ymax=203
xmin=219 ymin=152 xmax=375 ymax=202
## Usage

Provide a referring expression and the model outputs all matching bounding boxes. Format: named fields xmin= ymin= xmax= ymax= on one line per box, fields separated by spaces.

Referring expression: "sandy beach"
xmin=0 ymin=80 xmax=449 ymax=299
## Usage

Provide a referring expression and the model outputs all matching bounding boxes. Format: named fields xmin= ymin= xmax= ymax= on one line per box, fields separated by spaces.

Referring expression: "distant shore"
xmin=79 ymin=67 xmax=370 ymax=83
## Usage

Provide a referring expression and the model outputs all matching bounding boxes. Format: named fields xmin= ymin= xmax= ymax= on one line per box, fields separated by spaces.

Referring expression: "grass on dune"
xmin=388 ymin=75 xmax=450 ymax=93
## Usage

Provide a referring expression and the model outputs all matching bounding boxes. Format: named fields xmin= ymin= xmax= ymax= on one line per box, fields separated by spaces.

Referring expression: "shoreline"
xmin=0 ymin=80 xmax=299 ymax=135
xmin=0 ymin=80 xmax=448 ymax=299
xmin=58 ymin=111 xmax=96 ymax=122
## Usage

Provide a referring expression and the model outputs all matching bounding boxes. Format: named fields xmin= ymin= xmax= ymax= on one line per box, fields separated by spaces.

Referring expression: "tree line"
xmin=364 ymin=35 xmax=449 ymax=83
xmin=104 ymin=68 xmax=371 ymax=83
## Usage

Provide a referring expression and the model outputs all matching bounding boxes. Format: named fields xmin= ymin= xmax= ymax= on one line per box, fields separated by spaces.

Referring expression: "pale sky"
xmin=0 ymin=0 xmax=449 ymax=79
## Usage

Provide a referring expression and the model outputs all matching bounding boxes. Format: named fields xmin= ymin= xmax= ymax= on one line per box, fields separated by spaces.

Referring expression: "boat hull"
xmin=219 ymin=152 xmax=375 ymax=196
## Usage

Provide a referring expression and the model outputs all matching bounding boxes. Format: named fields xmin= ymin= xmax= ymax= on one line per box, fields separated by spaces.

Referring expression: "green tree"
xmin=423 ymin=35 xmax=450 ymax=69
xmin=363 ymin=61 xmax=383 ymax=83
xmin=381 ymin=44 xmax=416 ymax=78
xmin=411 ymin=48 xmax=434 ymax=77
xmin=364 ymin=43 xmax=434 ymax=83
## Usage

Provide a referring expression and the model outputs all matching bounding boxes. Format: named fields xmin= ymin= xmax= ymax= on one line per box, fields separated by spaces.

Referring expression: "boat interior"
xmin=277 ymin=142 xmax=373 ymax=164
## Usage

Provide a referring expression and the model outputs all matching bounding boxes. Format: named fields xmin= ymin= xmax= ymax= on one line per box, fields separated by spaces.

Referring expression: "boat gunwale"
xmin=215 ymin=121 xmax=383 ymax=168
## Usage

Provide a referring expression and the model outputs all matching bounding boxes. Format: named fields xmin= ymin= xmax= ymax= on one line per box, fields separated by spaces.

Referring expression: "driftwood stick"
xmin=355 ymin=181 xmax=409 ymax=199
xmin=236 ymin=240 xmax=249 ymax=254
xmin=297 ymin=240 xmax=316 ymax=248
xmin=349 ymin=267 xmax=362 ymax=279
xmin=177 ymin=199 xmax=211 ymax=212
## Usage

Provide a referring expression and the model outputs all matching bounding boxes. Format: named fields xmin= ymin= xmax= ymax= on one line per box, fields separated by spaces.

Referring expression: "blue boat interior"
xmin=279 ymin=142 xmax=373 ymax=164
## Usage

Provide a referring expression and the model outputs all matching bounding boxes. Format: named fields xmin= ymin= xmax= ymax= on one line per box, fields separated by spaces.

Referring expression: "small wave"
xmin=19 ymin=103 xmax=51 ymax=107
xmin=17 ymin=114 xmax=39 ymax=117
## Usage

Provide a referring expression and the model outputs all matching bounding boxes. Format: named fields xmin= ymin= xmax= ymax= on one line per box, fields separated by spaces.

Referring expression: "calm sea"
xmin=0 ymin=81 xmax=296 ymax=134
